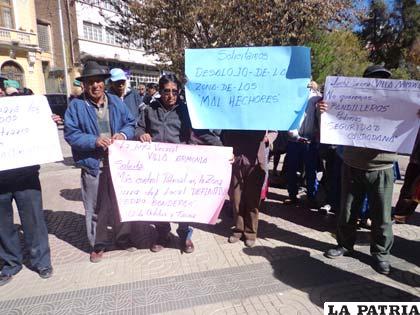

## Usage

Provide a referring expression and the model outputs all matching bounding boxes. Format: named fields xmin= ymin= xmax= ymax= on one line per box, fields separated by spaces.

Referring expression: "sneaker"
xmin=244 ymin=239 xmax=256 ymax=248
xmin=318 ymin=204 xmax=331 ymax=215
xmin=325 ymin=246 xmax=353 ymax=259
xmin=0 ymin=273 xmax=12 ymax=286
xmin=375 ymin=261 xmax=391 ymax=275
xmin=228 ymin=235 xmax=241 ymax=243
xmin=359 ymin=218 xmax=372 ymax=229
xmin=38 ymin=267 xmax=53 ymax=279
xmin=90 ymin=250 xmax=104 ymax=263
xmin=182 ymin=239 xmax=194 ymax=254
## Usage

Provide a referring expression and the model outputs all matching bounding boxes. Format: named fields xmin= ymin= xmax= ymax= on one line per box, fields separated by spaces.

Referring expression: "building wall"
xmin=0 ymin=0 xmax=45 ymax=93
xmin=74 ymin=0 xmax=159 ymax=86
xmin=35 ymin=0 xmax=81 ymax=93
xmin=35 ymin=0 xmax=81 ymax=69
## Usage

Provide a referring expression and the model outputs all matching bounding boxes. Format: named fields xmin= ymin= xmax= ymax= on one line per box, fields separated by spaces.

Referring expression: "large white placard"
xmin=321 ymin=76 xmax=420 ymax=153
xmin=0 ymin=95 xmax=63 ymax=171
xmin=109 ymin=141 xmax=233 ymax=224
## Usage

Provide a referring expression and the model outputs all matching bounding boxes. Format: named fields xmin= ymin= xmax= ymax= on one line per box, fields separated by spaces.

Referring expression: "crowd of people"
xmin=0 ymin=61 xmax=418 ymax=287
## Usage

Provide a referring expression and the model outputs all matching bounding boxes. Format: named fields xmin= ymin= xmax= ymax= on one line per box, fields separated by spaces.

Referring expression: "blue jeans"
xmin=0 ymin=174 xmax=52 ymax=276
xmin=286 ymin=141 xmax=319 ymax=199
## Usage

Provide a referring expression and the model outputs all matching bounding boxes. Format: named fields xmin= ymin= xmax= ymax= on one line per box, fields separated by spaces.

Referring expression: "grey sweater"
xmin=135 ymin=99 xmax=222 ymax=146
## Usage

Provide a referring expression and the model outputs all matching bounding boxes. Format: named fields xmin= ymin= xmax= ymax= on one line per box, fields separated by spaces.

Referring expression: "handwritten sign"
xmin=109 ymin=141 xmax=233 ymax=224
xmin=321 ymin=76 xmax=420 ymax=153
xmin=185 ymin=46 xmax=311 ymax=130
xmin=0 ymin=95 xmax=63 ymax=171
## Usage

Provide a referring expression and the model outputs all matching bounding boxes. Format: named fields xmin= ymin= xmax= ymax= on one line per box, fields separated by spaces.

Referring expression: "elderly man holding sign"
xmin=320 ymin=65 xmax=420 ymax=275
xmin=64 ymin=61 xmax=136 ymax=263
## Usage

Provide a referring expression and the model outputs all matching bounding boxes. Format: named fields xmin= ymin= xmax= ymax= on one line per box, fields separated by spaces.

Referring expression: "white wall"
xmin=75 ymin=1 xmax=156 ymax=66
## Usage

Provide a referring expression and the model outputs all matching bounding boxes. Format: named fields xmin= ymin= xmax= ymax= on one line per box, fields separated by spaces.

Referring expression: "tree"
xmin=104 ymin=0 xmax=359 ymax=76
xmin=358 ymin=0 xmax=420 ymax=78
xmin=308 ymin=30 xmax=369 ymax=84
xmin=358 ymin=0 xmax=401 ymax=65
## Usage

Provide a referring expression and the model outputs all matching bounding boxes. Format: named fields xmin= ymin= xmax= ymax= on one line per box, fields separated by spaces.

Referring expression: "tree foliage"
xmin=358 ymin=0 xmax=420 ymax=79
xmin=104 ymin=0 xmax=359 ymax=76
xmin=308 ymin=30 xmax=369 ymax=83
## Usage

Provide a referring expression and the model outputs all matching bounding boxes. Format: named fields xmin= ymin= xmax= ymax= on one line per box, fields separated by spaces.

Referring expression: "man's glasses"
xmin=162 ymin=89 xmax=179 ymax=95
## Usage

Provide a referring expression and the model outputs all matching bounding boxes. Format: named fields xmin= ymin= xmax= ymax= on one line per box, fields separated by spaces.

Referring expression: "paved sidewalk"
xmin=0 ymin=132 xmax=419 ymax=314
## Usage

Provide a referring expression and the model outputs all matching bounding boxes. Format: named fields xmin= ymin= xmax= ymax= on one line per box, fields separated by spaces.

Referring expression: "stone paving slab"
xmin=0 ymin=132 xmax=419 ymax=314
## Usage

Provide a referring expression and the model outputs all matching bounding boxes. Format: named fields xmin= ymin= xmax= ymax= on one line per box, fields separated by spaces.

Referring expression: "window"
xmin=83 ymin=21 xmax=102 ymax=42
xmin=129 ymin=72 xmax=159 ymax=88
xmin=106 ymin=30 xmax=116 ymax=45
xmin=0 ymin=0 xmax=14 ymax=28
xmin=37 ymin=23 xmax=51 ymax=52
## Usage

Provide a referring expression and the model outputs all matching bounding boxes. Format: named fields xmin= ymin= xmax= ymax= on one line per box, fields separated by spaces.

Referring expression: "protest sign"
xmin=0 ymin=95 xmax=63 ymax=171
xmin=185 ymin=46 xmax=311 ymax=130
xmin=109 ymin=141 xmax=232 ymax=224
xmin=321 ymin=76 xmax=420 ymax=154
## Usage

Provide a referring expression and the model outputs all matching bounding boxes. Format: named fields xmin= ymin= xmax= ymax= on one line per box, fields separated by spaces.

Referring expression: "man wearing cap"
xmin=64 ymin=61 xmax=136 ymax=262
xmin=108 ymin=68 xmax=143 ymax=120
xmin=322 ymin=65 xmax=397 ymax=275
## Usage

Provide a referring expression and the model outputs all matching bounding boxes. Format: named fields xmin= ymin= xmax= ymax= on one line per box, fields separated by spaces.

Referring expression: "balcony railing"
xmin=0 ymin=27 xmax=38 ymax=46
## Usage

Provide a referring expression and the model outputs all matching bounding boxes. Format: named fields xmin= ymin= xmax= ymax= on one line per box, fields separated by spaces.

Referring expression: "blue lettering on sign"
xmin=185 ymin=46 xmax=311 ymax=130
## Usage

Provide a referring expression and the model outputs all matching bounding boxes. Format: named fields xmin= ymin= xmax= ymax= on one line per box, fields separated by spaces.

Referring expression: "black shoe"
xmin=375 ymin=261 xmax=391 ymax=275
xmin=325 ymin=246 xmax=353 ymax=259
xmin=0 ymin=273 xmax=12 ymax=286
xmin=150 ymin=235 xmax=170 ymax=253
xmin=38 ymin=267 xmax=53 ymax=279
xmin=182 ymin=239 xmax=195 ymax=254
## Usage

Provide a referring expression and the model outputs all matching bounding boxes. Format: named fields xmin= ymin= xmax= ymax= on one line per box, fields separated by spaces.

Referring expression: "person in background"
xmin=323 ymin=65 xmax=399 ymax=275
xmin=393 ymin=122 xmax=420 ymax=223
xmin=136 ymin=74 xmax=222 ymax=254
xmin=223 ymin=130 xmax=277 ymax=247
xmin=108 ymin=68 xmax=143 ymax=121
xmin=142 ymin=82 xmax=159 ymax=106
xmin=137 ymin=83 xmax=146 ymax=100
xmin=69 ymin=80 xmax=83 ymax=101
xmin=285 ymin=81 xmax=322 ymax=207
xmin=0 ymin=89 xmax=54 ymax=286
xmin=0 ymin=73 xmax=7 ymax=96
xmin=64 ymin=61 xmax=136 ymax=263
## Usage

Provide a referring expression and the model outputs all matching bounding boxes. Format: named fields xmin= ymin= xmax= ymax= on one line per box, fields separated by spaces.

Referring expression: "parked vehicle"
xmin=45 ymin=94 xmax=68 ymax=118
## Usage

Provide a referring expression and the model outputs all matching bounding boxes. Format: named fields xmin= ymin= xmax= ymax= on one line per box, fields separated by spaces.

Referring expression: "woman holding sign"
xmin=136 ymin=74 xmax=222 ymax=254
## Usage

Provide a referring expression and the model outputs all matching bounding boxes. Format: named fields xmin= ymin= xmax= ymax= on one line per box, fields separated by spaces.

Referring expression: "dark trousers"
xmin=229 ymin=163 xmax=266 ymax=240
xmin=337 ymin=164 xmax=394 ymax=262
xmin=0 ymin=175 xmax=51 ymax=276
xmin=394 ymin=162 xmax=420 ymax=217
xmin=318 ymin=145 xmax=342 ymax=209
xmin=154 ymin=222 xmax=192 ymax=241
xmin=286 ymin=141 xmax=319 ymax=199
xmin=81 ymin=168 xmax=132 ymax=251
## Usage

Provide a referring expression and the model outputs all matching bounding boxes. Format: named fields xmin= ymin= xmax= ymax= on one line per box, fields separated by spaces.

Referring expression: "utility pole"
xmin=58 ymin=0 xmax=70 ymax=97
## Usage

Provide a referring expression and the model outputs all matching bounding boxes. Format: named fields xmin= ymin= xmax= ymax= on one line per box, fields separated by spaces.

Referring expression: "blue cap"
xmin=109 ymin=68 xmax=127 ymax=82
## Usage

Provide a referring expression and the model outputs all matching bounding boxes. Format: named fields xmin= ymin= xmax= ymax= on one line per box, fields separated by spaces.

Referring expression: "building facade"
xmin=35 ymin=0 xmax=80 ymax=94
xmin=75 ymin=0 xmax=159 ymax=87
xmin=0 ymin=0 xmax=45 ymax=93
xmin=35 ymin=0 xmax=159 ymax=94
